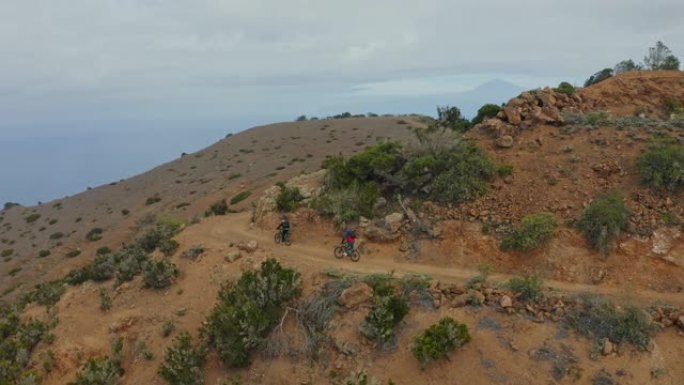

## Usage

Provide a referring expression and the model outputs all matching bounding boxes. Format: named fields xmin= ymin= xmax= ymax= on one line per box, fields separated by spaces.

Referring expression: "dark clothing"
xmin=277 ymin=221 xmax=290 ymax=238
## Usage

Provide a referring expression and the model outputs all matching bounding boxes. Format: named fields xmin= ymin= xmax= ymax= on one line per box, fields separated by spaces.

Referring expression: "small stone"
xmin=225 ymin=250 xmax=242 ymax=262
xmin=338 ymin=282 xmax=373 ymax=309
xmin=602 ymin=338 xmax=614 ymax=355
xmin=509 ymin=342 xmax=519 ymax=352
xmin=450 ymin=294 xmax=468 ymax=308
xmin=495 ymin=135 xmax=514 ymax=148
xmin=500 ymin=295 xmax=513 ymax=308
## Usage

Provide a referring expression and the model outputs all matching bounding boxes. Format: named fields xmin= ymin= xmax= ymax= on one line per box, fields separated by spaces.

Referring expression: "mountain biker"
xmin=276 ymin=216 xmax=290 ymax=241
xmin=342 ymin=227 xmax=356 ymax=256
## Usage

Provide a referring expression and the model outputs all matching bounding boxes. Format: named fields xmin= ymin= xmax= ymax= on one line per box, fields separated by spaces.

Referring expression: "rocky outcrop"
xmin=253 ymin=170 xmax=326 ymax=222
xmin=338 ymin=282 xmax=373 ymax=309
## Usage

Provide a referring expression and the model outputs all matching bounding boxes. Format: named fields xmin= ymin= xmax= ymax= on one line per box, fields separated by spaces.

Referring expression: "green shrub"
xmin=38 ymin=249 xmax=51 ymax=258
xmin=99 ymin=289 xmax=112 ymax=311
xmin=205 ymin=199 xmax=228 ymax=216
xmin=554 ymin=82 xmax=576 ymax=95
xmin=361 ymin=276 xmax=409 ymax=345
xmin=496 ymin=164 xmax=513 ymax=177
xmin=113 ymin=246 xmax=150 ymax=285
xmin=501 ymin=212 xmax=557 ymax=251
xmin=578 ymin=192 xmax=630 ymax=253
xmin=68 ymin=356 xmax=122 ymax=385
xmin=25 ymin=280 xmax=66 ymax=307
xmin=411 ymin=317 xmax=471 ymax=368
xmin=137 ymin=220 xmax=183 ymax=253
xmin=25 ymin=214 xmax=41 ymax=223
xmin=506 ymin=276 xmax=543 ymax=302
xmin=8 ymin=267 xmax=22 ymax=276
xmin=158 ymin=332 xmax=206 ymax=385
xmin=145 ymin=196 xmax=162 ymax=205
xmin=181 ymin=245 xmax=204 ymax=260
xmin=85 ymin=228 xmax=104 ymax=242
xmin=159 ymin=239 xmax=180 ymax=257
xmin=49 ymin=232 xmax=64 ymax=240
xmin=0 ymin=304 xmax=49 ymax=384
xmin=230 ymin=191 xmax=252 ymax=205
xmin=66 ymin=249 xmax=81 ymax=258
xmin=471 ymin=103 xmax=501 ymax=125
xmin=143 ymin=259 xmax=179 ymax=289
xmin=161 ymin=320 xmax=176 ymax=338
xmin=275 ymin=185 xmax=304 ymax=212
xmin=203 ymin=258 xmax=301 ymax=367
xmin=96 ymin=247 xmax=111 ymax=256
xmin=228 ymin=173 xmax=242 ymax=180
xmin=1 ymin=249 xmax=13 ymax=257
xmin=637 ymin=141 xmax=684 ymax=192
xmin=565 ymin=298 xmax=655 ymax=349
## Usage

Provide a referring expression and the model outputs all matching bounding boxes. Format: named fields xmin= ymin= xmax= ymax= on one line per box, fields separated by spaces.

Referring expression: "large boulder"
xmin=384 ymin=212 xmax=404 ymax=233
xmin=495 ymin=135 xmax=514 ymax=148
xmin=502 ymin=106 xmax=522 ymax=125
xmin=252 ymin=170 xmax=327 ymax=223
xmin=237 ymin=240 xmax=259 ymax=253
xmin=338 ymin=282 xmax=374 ymax=309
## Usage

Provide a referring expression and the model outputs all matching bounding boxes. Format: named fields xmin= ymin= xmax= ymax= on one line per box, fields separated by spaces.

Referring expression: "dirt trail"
xmin=205 ymin=213 xmax=684 ymax=308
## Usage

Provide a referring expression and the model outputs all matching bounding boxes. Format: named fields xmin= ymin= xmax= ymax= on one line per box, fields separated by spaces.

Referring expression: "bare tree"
xmin=643 ymin=41 xmax=679 ymax=70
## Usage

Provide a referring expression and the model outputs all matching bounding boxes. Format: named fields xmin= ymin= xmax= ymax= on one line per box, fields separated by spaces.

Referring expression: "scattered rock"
xmin=677 ymin=315 xmax=684 ymax=329
xmin=237 ymin=240 xmax=259 ymax=253
xmin=225 ymin=250 xmax=242 ymax=262
xmin=495 ymin=135 xmax=514 ymax=148
xmin=601 ymin=338 xmax=615 ymax=356
xmin=338 ymin=282 xmax=373 ymax=309
xmin=500 ymin=295 xmax=513 ymax=308
xmin=384 ymin=212 xmax=404 ymax=233
xmin=450 ymin=294 xmax=468 ymax=308
xmin=651 ymin=227 xmax=681 ymax=255
xmin=359 ymin=216 xmax=371 ymax=228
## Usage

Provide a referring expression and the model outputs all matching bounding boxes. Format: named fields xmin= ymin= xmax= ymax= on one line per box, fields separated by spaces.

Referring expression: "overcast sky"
xmin=0 ymin=0 xmax=682 ymax=203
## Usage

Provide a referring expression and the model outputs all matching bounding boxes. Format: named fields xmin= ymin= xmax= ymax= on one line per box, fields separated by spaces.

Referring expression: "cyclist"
xmin=276 ymin=216 xmax=290 ymax=242
xmin=342 ymin=227 xmax=357 ymax=256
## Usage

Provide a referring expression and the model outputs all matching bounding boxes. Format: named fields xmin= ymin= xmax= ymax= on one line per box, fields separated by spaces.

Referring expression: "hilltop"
xmin=1 ymin=71 xmax=684 ymax=385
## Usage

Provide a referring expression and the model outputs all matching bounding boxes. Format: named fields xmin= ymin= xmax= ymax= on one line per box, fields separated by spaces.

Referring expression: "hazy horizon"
xmin=1 ymin=0 xmax=682 ymax=205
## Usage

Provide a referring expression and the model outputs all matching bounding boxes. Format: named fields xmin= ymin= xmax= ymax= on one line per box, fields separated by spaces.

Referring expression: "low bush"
xmin=137 ymin=220 xmax=183 ymax=253
xmin=554 ymin=81 xmax=576 ymax=95
xmin=1 ymin=249 xmax=13 ymax=257
xmin=158 ymin=239 xmax=180 ymax=257
xmin=25 ymin=214 xmax=41 ymax=223
xmin=49 ymin=232 xmax=64 ymax=240
xmin=205 ymin=199 xmax=228 ymax=216
xmin=68 ymin=356 xmax=122 ymax=385
xmin=360 ymin=276 xmax=409 ymax=346
xmin=24 ymin=280 xmax=66 ymax=307
xmin=496 ymin=164 xmax=513 ymax=177
xmin=578 ymin=192 xmax=629 ymax=253
xmin=145 ymin=196 xmax=162 ymax=205
xmin=143 ymin=259 xmax=179 ymax=289
xmin=0 ymin=304 xmax=49 ymax=384
xmin=637 ymin=141 xmax=684 ymax=192
xmin=38 ymin=249 xmax=51 ymax=258
xmin=230 ymin=191 xmax=252 ymax=205
xmin=501 ymin=212 xmax=557 ymax=251
xmin=96 ymin=247 xmax=111 ymax=256
xmin=99 ymin=288 xmax=112 ymax=311
xmin=203 ymin=258 xmax=301 ymax=367
xmin=158 ymin=331 xmax=206 ymax=385
xmin=275 ymin=185 xmax=305 ymax=212
xmin=506 ymin=276 xmax=544 ymax=302
xmin=565 ymin=297 xmax=656 ymax=349
xmin=66 ymin=249 xmax=81 ymax=258
xmin=85 ymin=228 xmax=104 ymax=242
xmin=471 ymin=103 xmax=501 ymax=125
xmin=411 ymin=317 xmax=471 ymax=368
xmin=161 ymin=320 xmax=176 ymax=338
xmin=181 ymin=245 xmax=204 ymax=260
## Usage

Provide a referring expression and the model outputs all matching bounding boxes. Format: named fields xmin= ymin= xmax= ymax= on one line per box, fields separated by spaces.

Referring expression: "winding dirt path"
xmin=202 ymin=213 xmax=684 ymax=307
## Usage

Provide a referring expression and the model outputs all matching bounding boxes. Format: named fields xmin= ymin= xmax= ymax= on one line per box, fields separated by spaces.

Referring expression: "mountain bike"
xmin=334 ymin=241 xmax=360 ymax=262
xmin=274 ymin=230 xmax=292 ymax=246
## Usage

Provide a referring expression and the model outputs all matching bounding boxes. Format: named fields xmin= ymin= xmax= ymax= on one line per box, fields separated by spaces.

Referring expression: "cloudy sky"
xmin=0 ymin=0 xmax=682 ymax=203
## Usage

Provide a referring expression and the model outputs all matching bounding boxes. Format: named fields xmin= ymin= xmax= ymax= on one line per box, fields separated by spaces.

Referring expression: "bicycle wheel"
xmin=334 ymin=246 xmax=345 ymax=259
xmin=284 ymin=233 xmax=292 ymax=246
xmin=274 ymin=232 xmax=282 ymax=244
xmin=350 ymin=249 xmax=361 ymax=262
